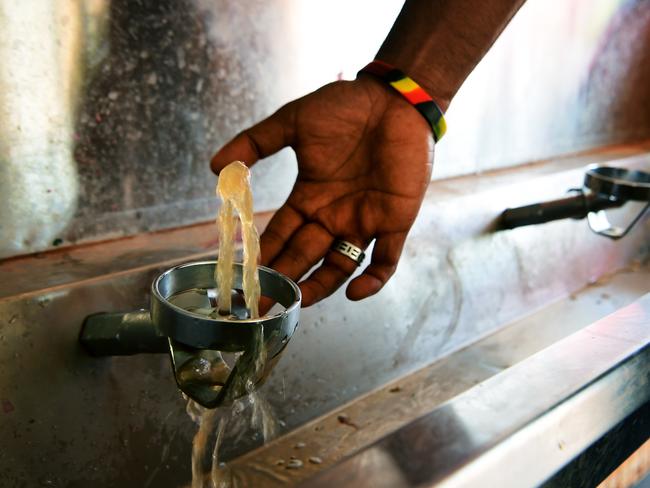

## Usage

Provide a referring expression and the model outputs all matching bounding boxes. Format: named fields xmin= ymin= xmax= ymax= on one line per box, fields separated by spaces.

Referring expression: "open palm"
xmin=211 ymin=76 xmax=434 ymax=306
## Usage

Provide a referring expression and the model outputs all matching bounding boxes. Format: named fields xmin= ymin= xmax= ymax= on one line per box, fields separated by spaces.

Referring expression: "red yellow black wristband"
xmin=359 ymin=60 xmax=447 ymax=143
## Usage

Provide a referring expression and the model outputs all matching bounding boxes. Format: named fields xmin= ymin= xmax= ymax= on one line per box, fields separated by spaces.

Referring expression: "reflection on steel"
xmin=306 ymin=294 xmax=650 ymax=488
xmin=501 ymin=164 xmax=650 ymax=238
xmin=80 ymin=261 xmax=301 ymax=408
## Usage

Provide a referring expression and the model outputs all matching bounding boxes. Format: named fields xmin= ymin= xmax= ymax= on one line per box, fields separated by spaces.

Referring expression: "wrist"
xmin=354 ymin=73 xmax=434 ymax=134
xmin=373 ymin=53 xmax=454 ymax=113
xmin=354 ymin=71 xmax=401 ymax=105
xmin=375 ymin=0 xmax=526 ymax=111
xmin=357 ymin=61 xmax=447 ymax=142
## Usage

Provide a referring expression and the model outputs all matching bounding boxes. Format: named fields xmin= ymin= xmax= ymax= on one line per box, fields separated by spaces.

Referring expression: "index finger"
xmin=210 ymin=103 xmax=296 ymax=174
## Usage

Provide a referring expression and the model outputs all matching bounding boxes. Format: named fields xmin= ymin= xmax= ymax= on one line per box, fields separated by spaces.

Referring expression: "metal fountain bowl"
xmin=584 ymin=164 xmax=650 ymax=202
xmin=153 ymin=261 xmax=301 ymax=352
xmin=81 ymin=261 xmax=302 ymax=408
xmin=501 ymin=163 xmax=650 ymax=238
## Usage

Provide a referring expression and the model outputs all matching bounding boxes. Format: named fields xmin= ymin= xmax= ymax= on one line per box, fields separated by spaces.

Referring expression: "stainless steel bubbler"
xmin=500 ymin=164 xmax=650 ymax=238
xmin=80 ymin=261 xmax=301 ymax=408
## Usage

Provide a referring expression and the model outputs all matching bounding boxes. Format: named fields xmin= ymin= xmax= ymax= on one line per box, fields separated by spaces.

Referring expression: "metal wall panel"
xmin=1 ymin=0 xmax=649 ymax=256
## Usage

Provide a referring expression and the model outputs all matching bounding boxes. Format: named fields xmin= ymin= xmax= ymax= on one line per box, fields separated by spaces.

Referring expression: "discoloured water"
xmin=189 ymin=161 xmax=274 ymax=488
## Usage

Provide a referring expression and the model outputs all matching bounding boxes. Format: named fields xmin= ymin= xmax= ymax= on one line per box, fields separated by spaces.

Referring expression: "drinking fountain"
xmin=500 ymin=164 xmax=650 ymax=238
xmin=79 ymin=261 xmax=301 ymax=408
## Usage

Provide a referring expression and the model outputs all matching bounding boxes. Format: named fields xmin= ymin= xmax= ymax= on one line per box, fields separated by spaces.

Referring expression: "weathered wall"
xmin=1 ymin=0 xmax=649 ymax=257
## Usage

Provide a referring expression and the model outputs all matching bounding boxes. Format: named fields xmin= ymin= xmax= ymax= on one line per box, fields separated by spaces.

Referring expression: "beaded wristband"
xmin=359 ymin=60 xmax=447 ymax=142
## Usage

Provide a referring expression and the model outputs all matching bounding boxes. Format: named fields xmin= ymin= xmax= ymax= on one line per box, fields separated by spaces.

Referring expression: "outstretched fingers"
xmin=210 ymin=102 xmax=296 ymax=173
xmin=345 ymin=233 xmax=406 ymax=301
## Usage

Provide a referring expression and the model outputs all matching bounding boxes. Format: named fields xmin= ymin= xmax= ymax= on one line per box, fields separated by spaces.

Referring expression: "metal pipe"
xmin=79 ymin=310 xmax=168 ymax=356
xmin=500 ymin=192 xmax=624 ymax=229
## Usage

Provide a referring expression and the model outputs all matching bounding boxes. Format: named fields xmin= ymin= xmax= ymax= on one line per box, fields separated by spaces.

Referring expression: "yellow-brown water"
xmin=188 ymin=161 xmax=274 ymax=488
xmin=215 ymin=161 xmax=261 ymax=319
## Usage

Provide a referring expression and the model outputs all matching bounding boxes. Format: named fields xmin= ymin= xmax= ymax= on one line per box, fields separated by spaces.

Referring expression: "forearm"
xmin=377 ymin=0 xmax=525 ymax=111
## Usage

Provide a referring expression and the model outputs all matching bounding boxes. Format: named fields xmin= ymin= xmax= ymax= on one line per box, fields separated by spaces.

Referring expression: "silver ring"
xmin=331 ymin=240 xmax=365 ymax=266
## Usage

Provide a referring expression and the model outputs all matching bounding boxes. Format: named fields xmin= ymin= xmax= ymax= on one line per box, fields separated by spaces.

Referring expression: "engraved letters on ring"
xmin=331 ymin=240 xmax=365 ymax=266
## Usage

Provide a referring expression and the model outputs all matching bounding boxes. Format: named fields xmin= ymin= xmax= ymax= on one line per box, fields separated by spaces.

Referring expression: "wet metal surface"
xmin=224 ymin=269 xmax=650 ymax=486
xmin=305 ymin=294 xmax=650 ymax=488
xmin=0 ymin=155 xmax=648 ymax=486
xmin=0 ymin=269 xmax=195 ymax=487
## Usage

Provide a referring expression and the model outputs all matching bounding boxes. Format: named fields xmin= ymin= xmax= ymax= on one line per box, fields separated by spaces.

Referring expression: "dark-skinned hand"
xmin=210 ymin=75 xmax=434 ymax=307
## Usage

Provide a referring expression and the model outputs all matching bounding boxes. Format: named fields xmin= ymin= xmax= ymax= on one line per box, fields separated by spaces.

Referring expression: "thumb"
xmin=210 ymin=103 xmax=296 ymax=173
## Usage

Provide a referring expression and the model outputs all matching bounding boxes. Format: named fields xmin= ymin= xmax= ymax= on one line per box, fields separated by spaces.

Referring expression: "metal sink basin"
xmin=1 ymin=151 xmax=648 ymax=487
